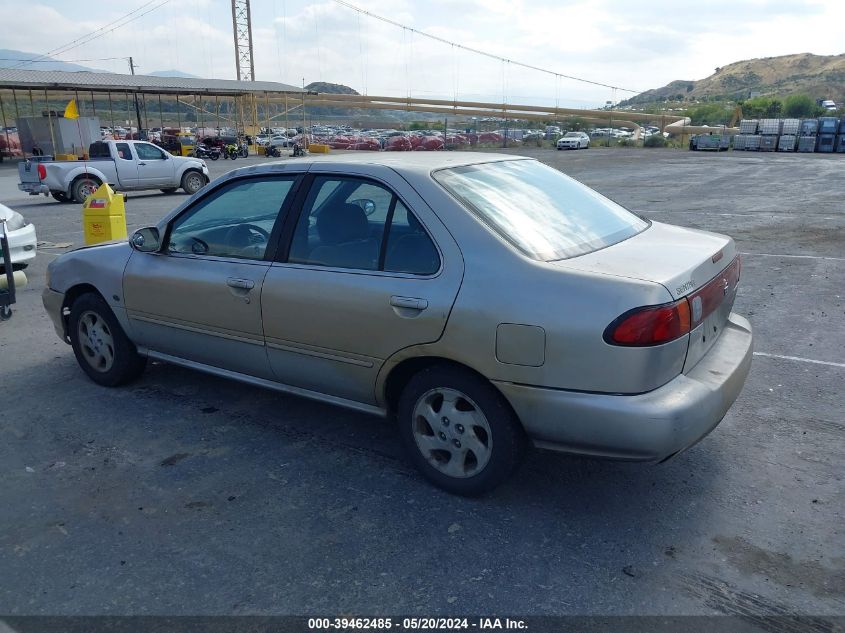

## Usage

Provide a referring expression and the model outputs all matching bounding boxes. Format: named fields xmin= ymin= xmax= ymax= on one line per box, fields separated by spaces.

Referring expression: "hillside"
xmin=621 ymin=53 xmax=845 ymax=106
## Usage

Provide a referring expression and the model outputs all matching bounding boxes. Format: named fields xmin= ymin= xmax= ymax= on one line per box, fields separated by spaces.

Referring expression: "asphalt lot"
xmin=0 ymin=147 xmax=843 ymax=619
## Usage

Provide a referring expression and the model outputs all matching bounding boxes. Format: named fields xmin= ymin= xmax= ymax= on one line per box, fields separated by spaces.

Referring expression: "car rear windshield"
xmin=433 ymin=159 xmax=648 ymax=261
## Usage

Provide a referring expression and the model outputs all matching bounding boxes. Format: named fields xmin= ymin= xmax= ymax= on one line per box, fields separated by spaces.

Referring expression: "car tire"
xmin=160 ymin=187 xmax=178 ymax=194
xmin=397 ymin=365 xmax=526 ymax=496
xmin=181 ymin=170 xmax=207 ymax=195
xmin=51 ymin=191 xmax=71 ymax=203
xmin=68 ymin=292 xmax=146 ymax=387
xmin=72 ymin=176 xmax=101 ymax=203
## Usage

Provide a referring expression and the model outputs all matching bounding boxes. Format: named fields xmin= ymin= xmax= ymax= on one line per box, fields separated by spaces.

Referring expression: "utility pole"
xmin=128 ymin=57 xmax=143 ymax=139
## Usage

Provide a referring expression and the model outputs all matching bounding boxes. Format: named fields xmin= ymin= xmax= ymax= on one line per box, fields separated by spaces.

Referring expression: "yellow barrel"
xmin=309 ymin=144 xmax=330 ymax=154
xmin=82 ymin=183 xmax=127 ymax=245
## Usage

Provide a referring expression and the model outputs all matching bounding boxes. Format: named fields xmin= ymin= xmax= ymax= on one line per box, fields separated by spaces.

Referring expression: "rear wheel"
xmin=68 ymin=293 xmax=146 ymax=387
xmin=181 ymin=170 xmax=207 ymax=195
xmin=397 ymin=365 xmax=526 ymax=496
xmin=72 ymin=177 xmax=101 ymax=203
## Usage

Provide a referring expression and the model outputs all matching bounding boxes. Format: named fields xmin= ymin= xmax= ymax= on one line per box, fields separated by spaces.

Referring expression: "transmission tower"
xmin=231 ymin=0 xmax=255 ymax=81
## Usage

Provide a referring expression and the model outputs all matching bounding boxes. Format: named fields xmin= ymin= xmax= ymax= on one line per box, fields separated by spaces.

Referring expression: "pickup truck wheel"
xmin=68 ymin=293 xmax=146 ymax=387
xmin=160 ymin=188 xmax=178 ymax=194
xmin=51 ymin=191 xmax=71 ymax=203
xmin=72 ymin=177 xmax=101 ymax=203
xmin=397 ymin=365 xmax=526 ymax=496
xmin=181 ymin=171 xmax=207 ymax=195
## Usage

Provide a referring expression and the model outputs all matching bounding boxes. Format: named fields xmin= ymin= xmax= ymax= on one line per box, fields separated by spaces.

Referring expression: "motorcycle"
xmin=291 ymin=143 xmax=306 ymax=157
xmin=239 ymin=142 xmax=249 ymax=158
xmin=223 ymin=144 xmax=239 ymax=160
xmin=264 ymin=145 xmax=281 ymax=158
xmin=193 ymin=144 xmax=221 ymax=161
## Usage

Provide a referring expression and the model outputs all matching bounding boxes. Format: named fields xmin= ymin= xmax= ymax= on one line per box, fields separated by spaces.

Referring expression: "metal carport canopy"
xmin=0 ymin=69 xmax=303 ymax=96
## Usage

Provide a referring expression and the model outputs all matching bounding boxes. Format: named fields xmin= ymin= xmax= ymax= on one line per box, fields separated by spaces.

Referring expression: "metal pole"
xmin=128 ymin=57 xmax=142 ymax=138
xmin=90 ymin=90 xmax=96 ymax=117
xmin=44 ymin=89 xmax=57 ymax=156
xmin=108 ymin=91 xmax=115 ymax=135
xmin=158 ymin=93 xmax=164 ymax=131
xmin=176 ymin=95 xmax=181 ymax=130
xmin=0 ymin=93 xmax=10 ymax=162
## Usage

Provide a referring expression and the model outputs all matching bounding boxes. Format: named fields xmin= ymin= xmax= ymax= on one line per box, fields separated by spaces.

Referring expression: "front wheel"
xmin=68 ymin=293 xmax=146 ymax=387
xmin=397 ymin=366 xmax=526 ymax=496
xmin=181 ymin=171 xmax=207 ymax=195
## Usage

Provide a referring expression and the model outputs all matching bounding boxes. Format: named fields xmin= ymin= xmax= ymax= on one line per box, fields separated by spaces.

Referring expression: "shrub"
xmin=644 ymin=135 xmax=667 ymax=148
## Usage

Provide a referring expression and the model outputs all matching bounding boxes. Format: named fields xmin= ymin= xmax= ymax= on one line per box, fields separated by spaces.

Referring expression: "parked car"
xmin=43 ymin=154 xmax=752 ymax=495
xmin=0 ymin=203 xmax=36 ymax=272
xmin=556 ymin=131 xmax=590 ymax=150
xmin=18 ymin=140 xmax=209 ymax=203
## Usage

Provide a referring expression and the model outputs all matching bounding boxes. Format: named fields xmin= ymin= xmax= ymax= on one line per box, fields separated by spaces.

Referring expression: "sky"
xmin=2 ymin=0 xmax=844 ymax=108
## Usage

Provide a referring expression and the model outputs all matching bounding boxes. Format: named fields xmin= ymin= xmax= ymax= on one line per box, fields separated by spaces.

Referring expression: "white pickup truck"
xmin=18 ymin=140 xmax=210 ymax=203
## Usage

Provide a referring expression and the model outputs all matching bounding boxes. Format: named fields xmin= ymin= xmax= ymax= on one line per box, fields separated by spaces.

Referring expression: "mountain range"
xmin=621 ymin=52 xmax=845 ymax=106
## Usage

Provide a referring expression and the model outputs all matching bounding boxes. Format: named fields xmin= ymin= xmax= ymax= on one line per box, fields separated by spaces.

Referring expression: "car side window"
xmin=167 ymin=177 xmax=295 ymax=260
xmin=383 ymin=201 xmax=440 ymax=275
xmin=286 ymin=176 xmax=439 ymax=275
xmin=136 ymin=143 xmax=166 ymax=160
xmin=288 ymin=177 xmax=393 ymax=271
xmin=115 ymin=142 xmax=132 ymax=161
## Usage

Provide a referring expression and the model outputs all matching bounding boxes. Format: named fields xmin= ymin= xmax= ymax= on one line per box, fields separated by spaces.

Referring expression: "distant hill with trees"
xmin=620 ymin=53 xmax=845 ymax=107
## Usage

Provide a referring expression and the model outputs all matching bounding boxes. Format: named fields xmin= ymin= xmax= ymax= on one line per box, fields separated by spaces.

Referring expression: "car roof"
xmin=225 ymin=151 xmax=528 ymax=180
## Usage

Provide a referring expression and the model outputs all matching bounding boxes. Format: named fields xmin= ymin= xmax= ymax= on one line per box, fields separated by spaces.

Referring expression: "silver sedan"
xmin=43 ymin=153 xmax=752 ymax=495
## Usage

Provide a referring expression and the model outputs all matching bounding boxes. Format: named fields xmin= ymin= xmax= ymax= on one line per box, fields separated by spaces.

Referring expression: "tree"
xmin=783 ymin=94 xmax=823 ymax=118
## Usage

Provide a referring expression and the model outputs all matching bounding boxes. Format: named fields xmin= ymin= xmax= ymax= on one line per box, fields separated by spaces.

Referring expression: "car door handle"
xmin=390 ymin=296 xmax=428 ymax=310
xmin=138 ymin=162 xmax=147 ymax=166
xmin=226 ymin=277 xmax=255 ymax=290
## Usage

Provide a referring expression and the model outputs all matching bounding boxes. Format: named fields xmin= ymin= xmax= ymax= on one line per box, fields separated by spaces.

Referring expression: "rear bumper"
xmin=495 ymin=313 xmax=753 ymax=461
xmin=18 ymin=182 xmax=49 ymax=196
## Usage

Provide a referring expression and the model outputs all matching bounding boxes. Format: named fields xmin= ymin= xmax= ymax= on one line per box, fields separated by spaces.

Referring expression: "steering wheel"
xmin=225 ymin=223 xmax=271 ymax=256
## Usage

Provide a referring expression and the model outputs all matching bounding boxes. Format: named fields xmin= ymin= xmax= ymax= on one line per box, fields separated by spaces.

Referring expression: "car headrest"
xmin=317 ymin=203 xmax=370 ymax=245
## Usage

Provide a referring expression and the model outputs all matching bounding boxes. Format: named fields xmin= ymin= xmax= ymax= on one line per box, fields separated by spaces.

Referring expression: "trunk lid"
xmin=554 ymin=221 xmax=741 ymax=371
xmin=553 ymin=221 xmax=735 ymax=299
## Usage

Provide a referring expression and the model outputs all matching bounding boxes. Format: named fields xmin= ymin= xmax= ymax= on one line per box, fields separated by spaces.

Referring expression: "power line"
xmin=331 ymin=0 xmax=643 ymax=94
xmin=11 ymin=0 xmax=170 ymax=69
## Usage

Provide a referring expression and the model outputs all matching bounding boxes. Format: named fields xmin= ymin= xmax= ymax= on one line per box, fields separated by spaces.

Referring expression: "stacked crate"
xmin=778 ymin=119 xmax=800 ymax=152
xmin=758 ymin=119 xmax=781 ymax=152
xmin=816 ymin=117 xmax=838 ymax=153
xmin=745 ymin=135 xmax=761 ymax=151
xmin=835 ymin=117 xmax=845 ymax=153
xmin=735 ymin=120 xmax=758 ymax=151
xmin=797 ymin=119 xmax=818 ymax=153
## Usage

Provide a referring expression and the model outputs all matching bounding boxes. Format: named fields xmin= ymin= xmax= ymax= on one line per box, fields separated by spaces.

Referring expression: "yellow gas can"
xmin=82 ymin=183 xmax=127 ymax=245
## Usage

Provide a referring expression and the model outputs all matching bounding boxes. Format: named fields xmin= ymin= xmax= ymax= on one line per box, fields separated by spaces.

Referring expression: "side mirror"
xmin=351 ymin=198 xmax=377 ymax=216
xmin=130 ymin=227 xmax=161 ymax=252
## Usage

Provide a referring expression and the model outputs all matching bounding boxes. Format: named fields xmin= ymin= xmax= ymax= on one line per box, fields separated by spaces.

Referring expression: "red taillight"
xmin=37 ymin=164 xmax=46 ymax=180
xmin=604 ymin=299 xmax=691 ymax=346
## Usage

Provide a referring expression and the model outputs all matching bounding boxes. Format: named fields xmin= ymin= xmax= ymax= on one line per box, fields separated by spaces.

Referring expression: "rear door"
xmin=112 ymin=142 xmax=139 ymax=189
xmin=134 ymin=142 xmax=176 ymax=187
xmin=261 ymin=166 xmax=464 ymax=404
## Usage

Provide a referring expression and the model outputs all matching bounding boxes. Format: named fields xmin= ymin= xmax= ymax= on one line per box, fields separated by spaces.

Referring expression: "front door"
xmin=262 ymin=169 xmax=464 ymax=404
xmin=134 ymin=142 xmax=176 ymax=187
xmin=123 ymin=175 xmax=299 ymax=378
